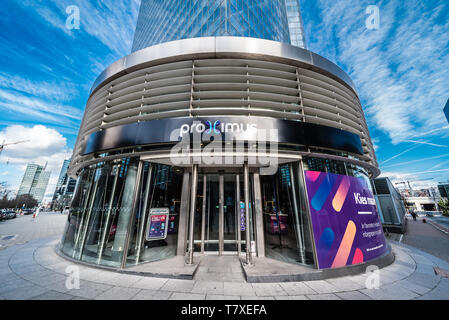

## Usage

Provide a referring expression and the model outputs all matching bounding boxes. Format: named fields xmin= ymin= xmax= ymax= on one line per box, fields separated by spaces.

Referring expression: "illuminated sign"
xmin=146 ymin=208 xmax=170 ymax=241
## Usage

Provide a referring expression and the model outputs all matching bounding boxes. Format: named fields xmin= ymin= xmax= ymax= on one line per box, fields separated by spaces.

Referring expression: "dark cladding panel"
xmin=84 ymin=123 xmax=138 ymax=154
xmin=304 ymin=122 xmax=363 ymax=155
xmin=82 ymin=117 xmax=363 ymax=156
xmin=136 ymin=120 xmax=178 ymax=145
xmin=84 ymin=130 xmax=105 ymax=155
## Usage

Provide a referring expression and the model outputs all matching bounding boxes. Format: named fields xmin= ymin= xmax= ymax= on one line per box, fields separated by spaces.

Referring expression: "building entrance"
xmin=193 ymin=172 xmax=250 ymax=256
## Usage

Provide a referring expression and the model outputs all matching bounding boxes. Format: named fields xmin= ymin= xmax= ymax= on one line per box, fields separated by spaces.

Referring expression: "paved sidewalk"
xmin=0 ymin=236 xmax=448 ymax=300
xmin=401 ymin=216 xmax=449 ymax=262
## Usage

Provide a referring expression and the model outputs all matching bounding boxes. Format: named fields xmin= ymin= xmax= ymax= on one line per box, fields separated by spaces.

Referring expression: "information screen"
xmin=146 ymin=208 xmax=169 ymax=241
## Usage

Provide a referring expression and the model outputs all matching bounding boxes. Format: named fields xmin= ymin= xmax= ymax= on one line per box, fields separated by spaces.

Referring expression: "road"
xmin=0 ymin=211 xmax=67 ymax=250
xmin=400 ymin=216 xmax=449 ymax=263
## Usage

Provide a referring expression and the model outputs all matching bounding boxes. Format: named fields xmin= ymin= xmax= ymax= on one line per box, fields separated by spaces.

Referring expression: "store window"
xmin=125 ymin=163 xmax=183 ymax=266
xmin=60 ymin=157 xmax=140 ymax=267
xmin=261 ymin=162 xmax=314 ymax=266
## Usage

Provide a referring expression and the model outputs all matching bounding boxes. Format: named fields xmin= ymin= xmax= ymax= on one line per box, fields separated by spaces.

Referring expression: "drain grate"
xmin=434 ymin=267 xmax=449 ymax=278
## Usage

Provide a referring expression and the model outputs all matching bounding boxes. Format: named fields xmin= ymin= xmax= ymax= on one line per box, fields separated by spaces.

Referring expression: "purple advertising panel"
xmin=305 ymin=171 xmax=387 ymax=269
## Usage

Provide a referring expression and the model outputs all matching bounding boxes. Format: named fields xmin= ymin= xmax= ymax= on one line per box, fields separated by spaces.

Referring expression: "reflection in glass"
xmin=61 ymin=158 xmax=139 ymax=267
xmin=192 ymin=173 xmax=253 ymax=254
xmin=126 ymin=163 xmax=182 ymax=265
xmin=261 ymin=162 xmax=314 ymax=266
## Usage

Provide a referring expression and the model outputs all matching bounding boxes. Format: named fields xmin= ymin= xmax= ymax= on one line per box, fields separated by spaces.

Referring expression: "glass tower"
xmin=17 ymin=163 xmax=51 ymax=203
xmin=132 ymin=0 xmax=306 ymax=52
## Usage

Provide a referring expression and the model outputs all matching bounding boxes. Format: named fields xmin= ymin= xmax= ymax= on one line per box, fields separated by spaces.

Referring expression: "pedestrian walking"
xmin=33 ymin=206 xmax=41 ymax=219
xmin=411 ymin=211 xmax=417 ymax=221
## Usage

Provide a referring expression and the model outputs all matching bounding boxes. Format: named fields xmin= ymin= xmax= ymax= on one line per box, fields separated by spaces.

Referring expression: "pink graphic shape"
xmin=306 ymin=171 xmax=321 ymax=182
xmin=331 ymin=220 xmax=356 ymax=268
xmin=352 ymin=248 xmax=364 ymax=265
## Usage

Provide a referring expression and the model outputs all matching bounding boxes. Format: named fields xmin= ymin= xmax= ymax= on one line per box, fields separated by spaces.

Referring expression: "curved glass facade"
xmin=61 ymin=151 xmax=386 ymax=270
xmin=132 ymin=0 xmax=295 ymax=52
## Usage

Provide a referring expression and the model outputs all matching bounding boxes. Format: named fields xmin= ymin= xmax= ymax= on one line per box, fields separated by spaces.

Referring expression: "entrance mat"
xmin=241 ymin=257 xmax=320 ymax=283
xmin=121 ymin=256 xmax=199 ymax=280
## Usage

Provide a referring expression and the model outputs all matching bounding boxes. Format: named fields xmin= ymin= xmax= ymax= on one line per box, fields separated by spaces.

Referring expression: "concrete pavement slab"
xmin=1 ymin=285 xmax=49 ymax=300
xmin=240 ymin=296 xmax=275 ymax=300
xmin=251 ymin=283 xmax=288 ymax=296
xmin=274 ymin=295 xmax=309 ymax=300
xmin=418 ymin=278 xmax=449 ymax=300
xmin=169 ymin=292 xmax=205 ymax=300
xmin=223 ymin=282 xmax=256 ymax=296
xmin=324 ymin=277 xmax=365 ymax=291
xmin=303 ymin=280 xmax=340 ymax=294
xmin=206 ymin=294 xmax=240 ymax=300
xmin=406 ymin=272 xmax=441 ymax=289
xmin=335 ymin=291 xmax=372 ymax=300
xmin=397 ymin=279 xmax=433 ymax=295
xmin=278 ymin=282 xmax=317 ymax=295
xmin=27 ymin=272 xmax=66 ymax=286
xmin=94 ymin=286 xmax=141 ymax=300
xmin=360 ymin=283 xmax=420 ymax=300
xmin=132 ymin=276 xmax=168 ymax=290
xmin=30 ymin=290 xmax=75 ymax=300
xmin=66 ymin=280 xmax=113 ymax=299
xmin=191 ymin=281 xmax=224 ymax=295
xmin=307 ymin=293 xmax=342 ymax=300
xmin=105 ymin=273 xmax=142 ymax=287
xmin=131 ymin=289 xmax=172 ymax=300
xmin=160 ymin=279 xmax=196 ymax=292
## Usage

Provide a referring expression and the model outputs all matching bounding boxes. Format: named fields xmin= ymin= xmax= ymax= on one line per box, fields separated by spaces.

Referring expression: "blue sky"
xmin=0 ymin=0 xmax=448 ymax=200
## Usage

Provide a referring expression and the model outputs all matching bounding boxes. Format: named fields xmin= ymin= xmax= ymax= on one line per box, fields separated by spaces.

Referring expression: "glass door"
xmin=204 ymin=174 xmax=220 ymax=252
xmin=193 ymin=173 xmax=238 ymax=255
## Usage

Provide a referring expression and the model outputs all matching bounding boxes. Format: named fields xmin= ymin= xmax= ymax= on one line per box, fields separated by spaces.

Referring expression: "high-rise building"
xmin=52 ymin=160 xmax=77 ymax=209
xmin=63 ymin=0 xmax=388 ymax=276
xmin=284 ymin=0 xmax=306 ymax=48
xmin=371 ymin=177 xmax=407 ymax=233
xmin=132 ymin=0 xmax=306 ymax=52
xmin=17 ymin=163 xmax=51 ymax=203
xmin=438 ymin=183 xmax=449 ymax=199
xmin=444 ymin=98 xmax=449 ymax=124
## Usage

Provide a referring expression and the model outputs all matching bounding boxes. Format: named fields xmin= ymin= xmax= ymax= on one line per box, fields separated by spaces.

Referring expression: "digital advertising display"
xmin=146 ymin=208 xmax=170 ymax=241
xmin=304 ymin=171 xmax=388 ymax=269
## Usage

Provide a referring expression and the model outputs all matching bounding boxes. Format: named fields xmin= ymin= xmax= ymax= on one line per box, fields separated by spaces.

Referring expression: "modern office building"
xmin=61 ymin=0 xmax=390 ymax=278
xmin=132 ymin=0 xmax=305 ymax=52
xmin=444 ymin=99 xmax=449 ymax=124
xmin=17 ymin=163 xmax=51 ymax=203
xmin=52 ymin=160 xmax=77 ymax=210
xmin=438 ymin=183 xmax=449 ymax=199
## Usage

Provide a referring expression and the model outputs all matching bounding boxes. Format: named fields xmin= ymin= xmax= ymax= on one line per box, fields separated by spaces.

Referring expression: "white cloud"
xmin=0 ymin=72 xmax=78 ymax=102
xmin=0 ymin=88 xmax=83 ymax=127
xmin=307 ymin=0 xmax=449 ymax=144
xmin=0 ymin=125 xmax=73 ymax=196
xmin=379 ymin=171 xmax=437 ymax=190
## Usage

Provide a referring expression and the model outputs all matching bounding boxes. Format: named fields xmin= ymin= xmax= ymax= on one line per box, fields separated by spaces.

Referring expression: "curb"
xmin=427 ymin=220 xmax=449 ymax=236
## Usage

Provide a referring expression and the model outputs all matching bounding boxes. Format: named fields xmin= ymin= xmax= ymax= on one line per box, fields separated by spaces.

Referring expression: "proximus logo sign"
xmin=180 ymin=120 xmax=257 ymax=135
xmin=171 ymin=120 xmax=278 ymax=174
